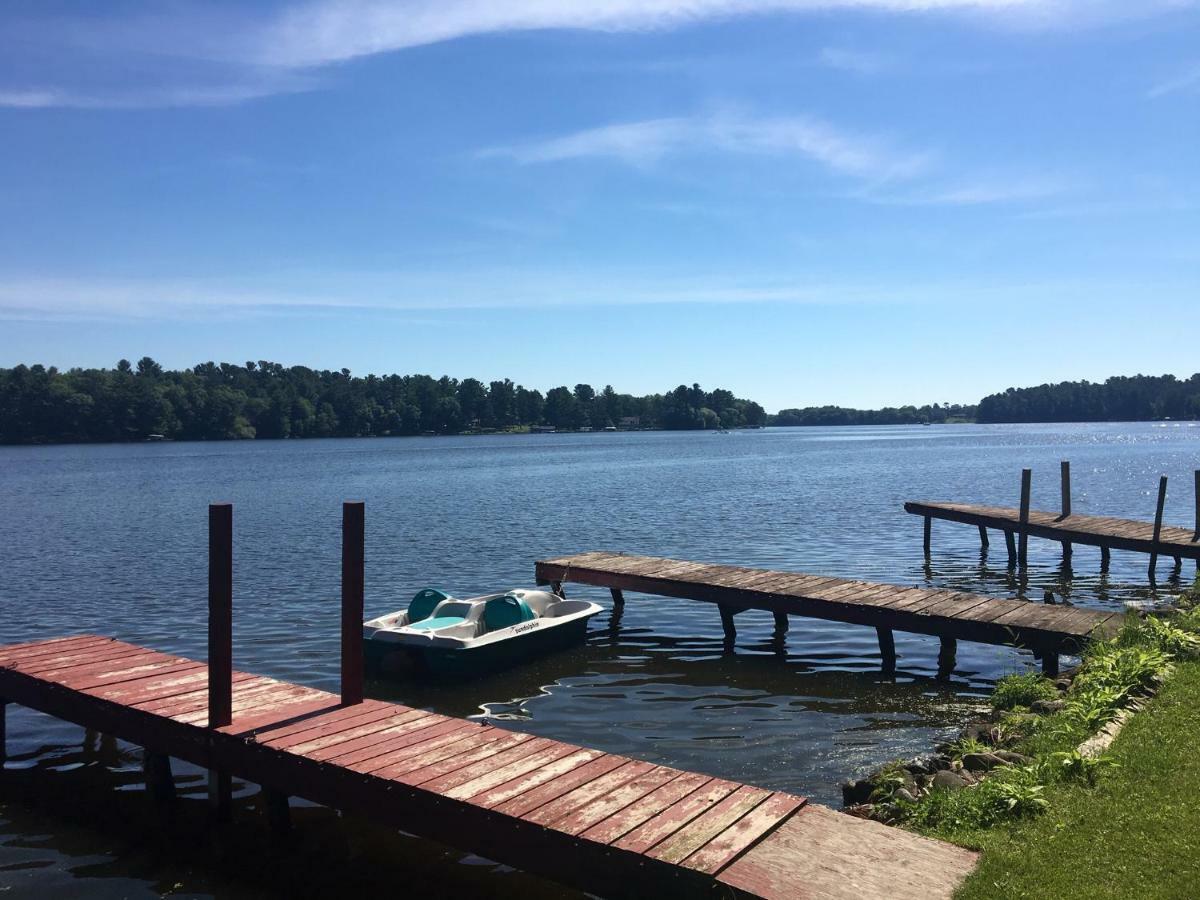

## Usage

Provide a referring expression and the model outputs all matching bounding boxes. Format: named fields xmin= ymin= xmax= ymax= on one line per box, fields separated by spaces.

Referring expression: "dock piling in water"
xmin=1060 ymin=461 xmax=1073 ymax=560
xmin=207 ymin=502 xmax=234 ymax=821
xmin=1018 ymin=469 xmax=1032 ymax=569
xmin=341 ymin=501 xmax=365 ymax=707
xmin=876 ymin=627 xmax=896 ymax=676
xmin=1149 ymin=476 xmax=1168 ymax=582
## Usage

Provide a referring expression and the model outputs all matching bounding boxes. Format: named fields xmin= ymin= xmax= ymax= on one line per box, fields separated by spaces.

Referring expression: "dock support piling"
xmin=923 ymin=516 xmax=932 ymax=557
xmin=1101 ymin=545 xmax=1111 ymax=572
xmin=609 ymin=588 xmax=625 ymax=613
xmin=978 ymin=525 xmax=989 ymax=551
xmin=207 ymin=503 xmax=233 ymax=729
xmin=1041 ymin=649 xmax=1060 ymax=678
xmin=876 ymin=627 xmax=896 ymax=676
xmin=1 ymin=700 xmax=6 ymax=764
xmin=1004 ymin=530 xmax=1017 ymax=565
xmin=144 ymin=750 xmax=175 ymax=806
xmin=208 ymin=770 xmax=232 ymax=823
xmin=265 ymin=788 xmax=292 ymax=836
xmin=1149 ymin=475 xmax=1167 ymax=582
xmin=719 ymin=605 xmax=737 ymax=643
xmin=1018 ymin=469 xmax=1032 ymax=569
xmin=937 ymin=637 xmax=956 ymax=678
xmin=1194 ymin=469 xmax=1200 ymax=541
xmin=773 ymin=611 xmax=789 ymax=637
xmin=341 ymin=501 xmax=365 ymax=707
xmin=1060 ymin=461 xmax=1073 ymax=560
xmin=207 ymin=503 xmax=233 ymax=820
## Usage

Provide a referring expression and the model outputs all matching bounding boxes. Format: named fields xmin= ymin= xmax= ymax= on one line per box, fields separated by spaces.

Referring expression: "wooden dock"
xmin=0 ymin=634 xmax=977 ymax=899
xmin=907 ymin=465 xmax=1200 ymax=579
xmin=536 ymin=551 xmax=1122 ymax=676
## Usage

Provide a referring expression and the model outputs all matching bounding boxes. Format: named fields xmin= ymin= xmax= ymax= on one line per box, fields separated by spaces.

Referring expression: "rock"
xmin=962 ymin=752 xmax=1007 ymax=773
xmin=844 ymin=803 xmax=874 ymax=819
xmin=870 ymin=803 xmax=902 ymax=824
xmin=991 ymin=750 xmax=1033 ymax=766
xmin=841 ymin=779 xmax=875 ymax=806
xmin=928 ymin=754 xmax=953 ymax=772
xmin=894 ymin=788 xmax=919 ymax=804
xmin=931 ymin=770 xmax=971 ymax=790
xmin=1031 ymin=699 xmax=1065 ymax=715
xmin=904 ymin=756 xmax=938 ymax=776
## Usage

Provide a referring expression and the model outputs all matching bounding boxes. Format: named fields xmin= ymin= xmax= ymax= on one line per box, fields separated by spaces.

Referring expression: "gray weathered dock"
xmin=536 ymin=551 xmax=1120 ymax=677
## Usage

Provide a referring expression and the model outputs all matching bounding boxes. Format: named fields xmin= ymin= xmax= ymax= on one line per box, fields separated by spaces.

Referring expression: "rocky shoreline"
xmin=840 ymin=668 xmax=1079 ymax=825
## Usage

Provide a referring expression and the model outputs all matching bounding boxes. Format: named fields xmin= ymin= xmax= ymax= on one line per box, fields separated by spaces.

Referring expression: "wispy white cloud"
xmin=3 ymin=1 xmax=1192 ymax=108
xmin=481 ymin=113 xmax=931 ymax=180
xmin=0 ymin=79 xmax=316 ymax=110
xmin=1148 ymin=62 xmax=1200 ymax=98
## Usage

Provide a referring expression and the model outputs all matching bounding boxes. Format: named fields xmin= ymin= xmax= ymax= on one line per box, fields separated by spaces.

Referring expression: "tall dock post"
xmin=923 ymin=516 xmax=932 ymax=557
xmin=341 ymin=501 xmax=365 ymax=707
xmin=1059 ymin=461 xmax=1072 ymax=561
xmin=1017 ymin=469 xmax=1032 ymax=569
xmin=1 ymin=700 xmax=7 ymax=764
xmin=1149 ymin=476 xmax=1167 ymax=582
xmin=207 ymin=502 xmax=233 ymax=822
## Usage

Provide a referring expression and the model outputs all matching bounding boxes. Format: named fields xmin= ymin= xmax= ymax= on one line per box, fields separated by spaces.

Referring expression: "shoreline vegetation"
xmin=1 ymin=360 xmax=1197 ymax=445
xmin=841 ymin=578 xmax=1200 ymax=899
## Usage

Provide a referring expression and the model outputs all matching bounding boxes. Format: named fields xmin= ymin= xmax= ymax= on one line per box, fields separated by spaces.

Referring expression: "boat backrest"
xmin=408 ymin=588 xmax=452 ymax=623
xmin=482 ymin=593 xmax=536 ymax=632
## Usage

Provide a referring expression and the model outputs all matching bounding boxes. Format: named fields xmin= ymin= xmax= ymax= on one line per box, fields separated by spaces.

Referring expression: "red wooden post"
xmin=208 ymin=503 xmax=233 ymax=728
xmin=341 ymin=501 xmax=365 ymax=707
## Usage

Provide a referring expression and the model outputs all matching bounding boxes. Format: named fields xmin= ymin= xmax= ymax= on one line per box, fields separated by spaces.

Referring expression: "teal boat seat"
xmin=407 ymin=615 xmax=467 ymax=631
xmin=408 ymin=588 xmax=452 ymax=623
xmin=483 ymin=594 xmax=536 ymax=632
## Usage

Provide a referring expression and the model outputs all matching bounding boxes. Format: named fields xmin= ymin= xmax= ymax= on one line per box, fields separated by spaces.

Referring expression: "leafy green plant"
xmin=943 ymin=736 xmax=989 ymax=761
xmin=869 ymin=762 xmax=913 ymax=803
xmin=992 ymin=672 xmax=1059 ymax=710
xmin=1048 ymin=750 xmax=1117 ymax=786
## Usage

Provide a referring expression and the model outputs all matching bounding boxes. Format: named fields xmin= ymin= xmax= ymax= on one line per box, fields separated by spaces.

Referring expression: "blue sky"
xmin=1 ymin=1 xmax=1197 ymax=411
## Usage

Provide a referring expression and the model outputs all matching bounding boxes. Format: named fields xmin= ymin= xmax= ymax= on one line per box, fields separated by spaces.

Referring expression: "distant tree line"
xmin=771 ymin=402 xmax=976 ymax=427
xmin=976 ymin=374 xmax=1200 ymax=423
xmin=0 ymin=359 xmax=768 ymax=444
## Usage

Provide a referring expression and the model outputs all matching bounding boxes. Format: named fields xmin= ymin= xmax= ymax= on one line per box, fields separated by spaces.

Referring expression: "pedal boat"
xmin=363 ymin=588 xmax=601 ymax=678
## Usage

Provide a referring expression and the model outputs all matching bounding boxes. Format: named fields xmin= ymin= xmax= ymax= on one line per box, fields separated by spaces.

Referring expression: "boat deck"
xmin=0 ymin=634 xmax=978 ymax=899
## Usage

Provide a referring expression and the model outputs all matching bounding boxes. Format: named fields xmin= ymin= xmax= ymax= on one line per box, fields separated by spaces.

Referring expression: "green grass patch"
xmin=949 ymin=657 xmax=1200 ymax=899
xmin=992 ymin=672 xmax=1060 ymax=710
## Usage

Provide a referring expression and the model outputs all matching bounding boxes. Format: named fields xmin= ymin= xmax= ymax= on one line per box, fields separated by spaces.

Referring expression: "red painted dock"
xmin=0 ymin=634 xmax=978 ymax=898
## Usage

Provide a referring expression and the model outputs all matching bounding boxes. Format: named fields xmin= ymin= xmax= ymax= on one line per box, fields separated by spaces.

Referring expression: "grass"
xmin=898 ymin=578 xmax=1200 ymax=898
xmin=950 ymin=656 xmax=1200 ymax=899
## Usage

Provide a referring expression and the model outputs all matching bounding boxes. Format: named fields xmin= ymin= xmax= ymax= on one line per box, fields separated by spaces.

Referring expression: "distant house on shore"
xmin=619 ymin=416 xmax=641 ymax=429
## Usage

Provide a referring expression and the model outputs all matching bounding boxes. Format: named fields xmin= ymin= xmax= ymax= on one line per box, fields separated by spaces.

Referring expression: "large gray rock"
xmin=841 ymin=779 xmax=875 ymax=805
xmin=962 ymin=752 xmax=1008 ymax=773
xmin=991 ymin=750 xmax=1033 ymax=766
xmin=931 ymin=769 xmax=971 ymax=790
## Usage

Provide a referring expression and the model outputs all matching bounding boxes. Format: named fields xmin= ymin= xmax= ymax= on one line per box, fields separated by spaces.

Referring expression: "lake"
xmin=1 ymin=423 xmax=1198 ymax=897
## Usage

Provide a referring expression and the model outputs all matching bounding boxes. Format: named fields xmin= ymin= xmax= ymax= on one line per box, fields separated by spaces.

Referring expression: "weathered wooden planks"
xmin=1 ymin=634 xmax=981 ymax=899
xmin=906 ymin=500 xmax=1200 ymax=561
xmin=535 ymin=551 xmax=1118 ymax=657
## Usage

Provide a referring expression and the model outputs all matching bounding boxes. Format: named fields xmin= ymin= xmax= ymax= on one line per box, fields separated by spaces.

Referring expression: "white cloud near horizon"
xmin=0 ymin=270 xmax=1172 ymax=324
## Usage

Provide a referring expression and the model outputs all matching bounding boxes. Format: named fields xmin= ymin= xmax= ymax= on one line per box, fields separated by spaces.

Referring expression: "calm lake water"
xmin=2 ymin=423 xmax=1198 ymax=897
